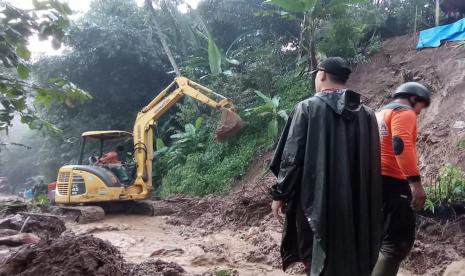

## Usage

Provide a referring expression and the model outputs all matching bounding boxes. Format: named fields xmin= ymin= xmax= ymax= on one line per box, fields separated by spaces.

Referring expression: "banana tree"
xmin=154 ymin=117 xmax=205 ymax=172
xmin=144 ymin=0 xmax=181 ymax=76
xmin=170 ymin=117 xmax=205 ymax=156
xmin=245 ymin=90 xmax=288 ymax=140
xmin=265 ymin=0 xmax=367 ymax=83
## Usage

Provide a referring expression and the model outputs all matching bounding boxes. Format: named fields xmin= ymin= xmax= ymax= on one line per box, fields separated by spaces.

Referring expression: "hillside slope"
xmin=348 ymin=35 xmax=465 ymax=179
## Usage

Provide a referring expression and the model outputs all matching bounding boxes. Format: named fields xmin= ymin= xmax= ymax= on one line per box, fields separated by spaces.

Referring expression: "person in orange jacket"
xmin=98 ymin=146 xmax=124 ymax=165
xmin=98 ymin=146 xmax=129 ymax=184
xmin=372 ymin=82 xmax=431 ymax=276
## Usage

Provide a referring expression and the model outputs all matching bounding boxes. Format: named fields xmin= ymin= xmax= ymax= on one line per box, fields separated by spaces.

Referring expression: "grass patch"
xmin=160 ymin=129 xmax=264 ymax=197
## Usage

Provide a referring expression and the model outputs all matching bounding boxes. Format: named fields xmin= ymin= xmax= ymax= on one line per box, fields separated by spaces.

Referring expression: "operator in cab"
xmin=98 ymin=146 xmax=130 ymax=184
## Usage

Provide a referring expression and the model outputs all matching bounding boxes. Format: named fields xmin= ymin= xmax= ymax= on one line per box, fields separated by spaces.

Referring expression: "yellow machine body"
xmin=55 ymin=166 xmax=124 ymax=203
xmin=54 ymin=77 xmax=242 ymax=207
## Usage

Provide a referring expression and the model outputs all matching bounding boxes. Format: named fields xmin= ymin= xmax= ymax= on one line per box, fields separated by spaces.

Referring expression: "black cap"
xmin=310 ymin=57 xmax=352 ymax=77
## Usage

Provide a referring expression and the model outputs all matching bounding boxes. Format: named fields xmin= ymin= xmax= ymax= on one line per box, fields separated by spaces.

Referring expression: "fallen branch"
xmin=20 ymin=216 xmax=30 ymax=233
xmin=0 ymin=233 xmax=40 ymax=246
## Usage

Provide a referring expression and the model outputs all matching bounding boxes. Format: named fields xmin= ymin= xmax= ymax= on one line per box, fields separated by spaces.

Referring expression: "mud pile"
xmin=0 ymin=214 xmax=65 ymax=238
xmin=403 ymin=215 xmax=465 ymax=275
xmin=0 ymin=234 xmax=126 ymax=276
xmin=164 ymin=179 xmax=272 ymax=233
xmin=162 ymin=153 xmax=276 ymax=234
xmin=0 ymin=200 xmax=28 ymax=216
xmin=1 ymin=230 xmax=190 ymax=276
xmin=126 ymin=259 xmax=185 ymax=276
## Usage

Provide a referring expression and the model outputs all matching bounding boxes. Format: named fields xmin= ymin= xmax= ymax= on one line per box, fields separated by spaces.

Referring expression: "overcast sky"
xmin=6 ymin=0 xmax=201 ymax=56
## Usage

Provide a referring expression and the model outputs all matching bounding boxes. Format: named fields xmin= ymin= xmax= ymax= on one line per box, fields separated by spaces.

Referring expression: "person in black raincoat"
xmin=270 ymin=57 xmax=382 ymax=276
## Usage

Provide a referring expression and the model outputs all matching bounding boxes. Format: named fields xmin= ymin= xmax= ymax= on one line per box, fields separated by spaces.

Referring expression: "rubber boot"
xmin=371 ymin=254 xmax=401 ymax=276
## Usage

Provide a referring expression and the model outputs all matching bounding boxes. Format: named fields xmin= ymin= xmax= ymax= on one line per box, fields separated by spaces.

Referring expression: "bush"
xmin=319 ymin=18 xmax=364 ymax=60
xmin=160 ymin=128 xmax=260 ymax=196
xmin=425 ymin=164 xmax=465 ymax=207
xmin=273 ymin=73 xmax=311 ymax=111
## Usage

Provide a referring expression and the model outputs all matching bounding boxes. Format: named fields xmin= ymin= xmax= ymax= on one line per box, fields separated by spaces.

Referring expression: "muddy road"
xmin=68 ymin=212 xmax=464 ymax=276
xmin=71 ymin=214 xmax=290 ymax=276
xmin=2 ymin=151 xmax=464 ymax=275
xmin=1 ymin=192 xmax=464 ymax=275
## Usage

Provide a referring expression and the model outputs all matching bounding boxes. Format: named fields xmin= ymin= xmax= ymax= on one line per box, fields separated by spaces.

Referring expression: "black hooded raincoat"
xmin=270 ymin=89 xmax=382 ymax=276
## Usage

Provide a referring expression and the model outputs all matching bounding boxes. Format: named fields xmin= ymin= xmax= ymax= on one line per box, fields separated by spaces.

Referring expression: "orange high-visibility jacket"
xmin=376 ymin=103 xmax=420 ymax=182
xmin=99 ymin=151 xmax=121 ymax=165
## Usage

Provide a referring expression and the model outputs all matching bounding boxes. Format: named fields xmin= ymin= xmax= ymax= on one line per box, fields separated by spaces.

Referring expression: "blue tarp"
xmin=417 ymin=17 xmax=465 ymax=49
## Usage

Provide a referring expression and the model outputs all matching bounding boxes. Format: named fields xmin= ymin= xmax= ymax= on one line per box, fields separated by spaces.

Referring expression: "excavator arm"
xmin=129 ymin=77 xmax=241 ymax=196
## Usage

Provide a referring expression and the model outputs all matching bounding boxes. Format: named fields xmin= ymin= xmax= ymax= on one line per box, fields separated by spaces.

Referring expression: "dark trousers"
xmin=379 ymin=176 xmax=416 ymax=260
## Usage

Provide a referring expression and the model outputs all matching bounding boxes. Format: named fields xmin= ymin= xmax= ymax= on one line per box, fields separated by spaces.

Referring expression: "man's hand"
xmin=271 ymin=200 xmax=285 ymax=224
xmin=409 ymin=181 xmax=426 ymax=210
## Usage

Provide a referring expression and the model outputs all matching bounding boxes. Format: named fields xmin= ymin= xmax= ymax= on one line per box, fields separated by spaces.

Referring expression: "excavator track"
xmin=100 ymin=200 xmax=155 ymax=216
xmin=53 ymin=206 xmax=105 ymax=224
xmin=51 ymin=201 xmax=155 ymax=224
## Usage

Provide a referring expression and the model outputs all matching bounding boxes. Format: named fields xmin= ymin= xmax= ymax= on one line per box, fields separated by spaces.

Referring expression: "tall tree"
xmin=265 ymin=0 xmax=368 ymax=83
xmin=0 ymin=1 xmax=90 ymax=134
xmin=144 ymin=0 xmax=181 ymax=76
xmin=30 ymin=0 xmax=174 ymax=179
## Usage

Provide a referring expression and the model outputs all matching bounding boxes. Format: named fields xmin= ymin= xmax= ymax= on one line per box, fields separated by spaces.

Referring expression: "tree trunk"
xmin=435 ymin=0 xmax=440 ymax=26
xmin=145 ymin=0 xmax=181 ymax=77
xmin=299 ymin=13 xmax=308 ymax=62
xmin=308 ymin=20 xmax=318 ymax=89
xmin=413 ymin=5 xmax=418 ymax=48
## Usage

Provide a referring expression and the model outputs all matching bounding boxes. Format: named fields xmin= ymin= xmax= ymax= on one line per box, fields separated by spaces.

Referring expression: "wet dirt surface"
xmin=68 ymin=149 xmax=464 ymax=276
xmin=1 ymin=215 xmax=460 ymax=276
xmin=126 ymin=259 xmax=186 ymax=276
xmin=70 ymin=215 xmax=292 ymax=276
xmin=402 ymin=215 xmax=465 ymax=276
xmin=68 ymin=211 xmax=465 ymax=276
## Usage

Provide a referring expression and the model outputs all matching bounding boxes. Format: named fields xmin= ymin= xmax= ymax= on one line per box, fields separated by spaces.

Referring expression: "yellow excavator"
xmin=53 ymin=77 xmax=242 ymax=223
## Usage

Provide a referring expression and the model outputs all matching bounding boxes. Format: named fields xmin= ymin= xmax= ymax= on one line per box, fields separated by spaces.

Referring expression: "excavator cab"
xmin=78 ymin=130 xmax=133 ymax=166
xmin=79 ymin=130 xmax=134 ymax=185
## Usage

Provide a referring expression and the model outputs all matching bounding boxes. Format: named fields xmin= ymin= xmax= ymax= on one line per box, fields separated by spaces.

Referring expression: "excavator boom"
xmin=132 ymin=77 xmax=242 ymax=192
xmin=138 ymin=77 xmax=241 ymax=139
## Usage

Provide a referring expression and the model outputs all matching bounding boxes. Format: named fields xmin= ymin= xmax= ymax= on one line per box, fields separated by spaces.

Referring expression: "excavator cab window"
xmin=76 ymin=131 xmax=134 ymax=185
xmin=78 ymin=137 xmax=106 ymax=166
xmin=78 ymin=137 xmax=87 ymax=165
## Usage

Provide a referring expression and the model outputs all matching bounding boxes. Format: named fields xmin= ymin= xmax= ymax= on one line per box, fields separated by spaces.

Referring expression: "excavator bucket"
xmin=216 ymin=108 xmax=242 ymax=140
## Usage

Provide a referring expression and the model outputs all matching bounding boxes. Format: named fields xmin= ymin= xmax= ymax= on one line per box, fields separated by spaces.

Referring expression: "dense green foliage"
xmin=425 ymin=164 xmax=465 ymax=211
xmin=0 ymin=1 xmax=90 ymax=135
xmin=0 ymin=0 xmax=454 ymax=196
xmin=155 ymin=44 xmax=310 ymax=195
xmin=160 ymin=129 xmax=259 ymax=195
